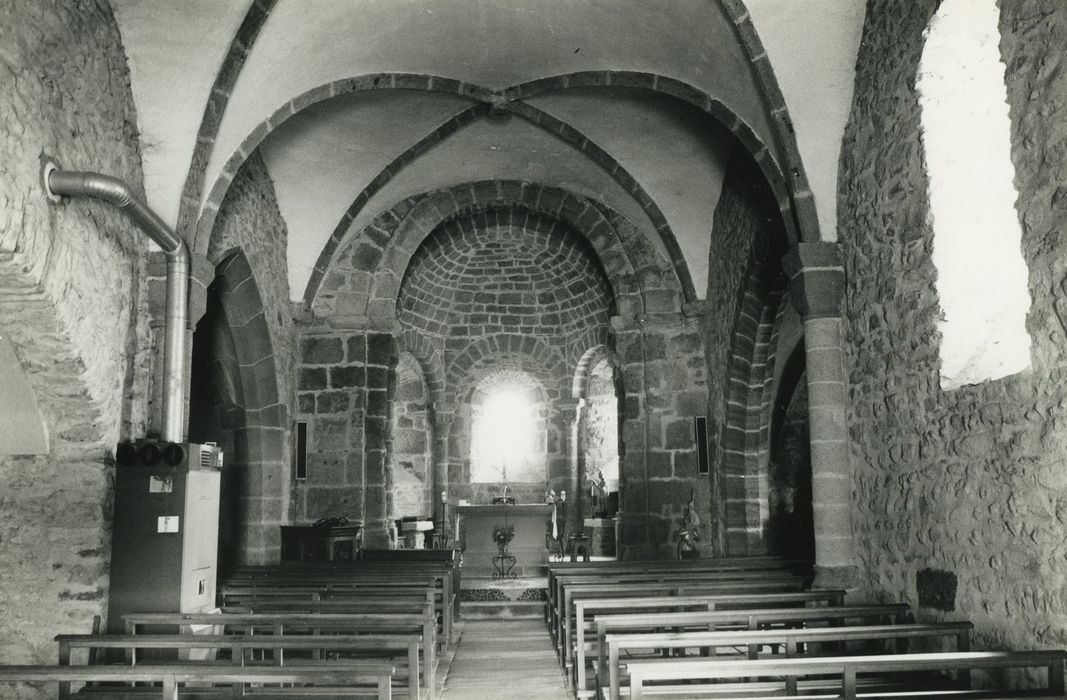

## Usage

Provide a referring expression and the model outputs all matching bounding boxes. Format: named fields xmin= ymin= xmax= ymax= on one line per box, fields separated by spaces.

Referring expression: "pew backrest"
xmin=56 ymin=633 xmax=422 ymax=700
xmin=602 ymin=621 xmax=973 ymax=700
xmin=0 ymin=663 xmax=396 ymax=699
xmin=623 ymin=650 xmax=1067 ymax=700
xmin=570 ymin=589 xmax=846 ymax=692
xmin=124 ymin=611 xmax=435 ymax=697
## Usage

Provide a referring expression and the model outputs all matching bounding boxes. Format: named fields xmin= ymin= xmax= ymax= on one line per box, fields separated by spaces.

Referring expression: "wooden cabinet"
xmin=280 ymin=525 xmax=362 ymax=562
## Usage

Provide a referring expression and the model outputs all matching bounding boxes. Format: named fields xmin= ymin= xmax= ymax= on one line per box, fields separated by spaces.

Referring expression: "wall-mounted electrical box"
xmin=107 ymin=441 xmax=222 ymax=633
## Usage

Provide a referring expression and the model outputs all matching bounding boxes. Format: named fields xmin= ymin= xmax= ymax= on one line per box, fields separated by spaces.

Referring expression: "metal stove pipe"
xmin=42 ymin=159 xmax=188 ymax=443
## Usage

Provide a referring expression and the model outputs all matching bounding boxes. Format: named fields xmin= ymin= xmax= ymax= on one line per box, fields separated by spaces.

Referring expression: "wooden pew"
xmin=551 ymin=569 xmax=809 ymax=656
xmin=593 ymin=602 xmax=911 ymax=693
xmin=622 ymin=649 xmax=1067 ymax=699
xmin=219 ymin=584 xmax=435 ymax=606
xmin=0 ymin=663 xmax=395 ymax=699
xmin=555 ymin=574 xmax=810 ymax=665
xmin=602 ymin=621 xmax=973 ymax=700
xmin=224 ymin=564 xmax=455 ymax=643
xmin=545 ymin=557 xmax=811 ymax=626
xmin=356 ymin=550 xmax=461 ymax=619
xmin=56 ymin=633 xmax=420 ymax=700
xmin=550 ymin=566 xmax=809 ymax=623
xmin=124 ymin=612 xmax=435 ymax=698
xmin=226 ymin=600 xmax=439 ymax=654
xmin=569 ymin=589 xmax=846 ymax=694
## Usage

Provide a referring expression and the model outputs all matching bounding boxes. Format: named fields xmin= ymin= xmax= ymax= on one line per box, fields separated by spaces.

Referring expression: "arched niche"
xmin=389 ymin=352 xmax=434 ymax=522
xmin=572 ymin=345 xmax=623 ymax=528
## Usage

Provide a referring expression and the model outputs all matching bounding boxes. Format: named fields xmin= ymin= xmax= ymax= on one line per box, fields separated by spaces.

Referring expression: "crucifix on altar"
xmin=491 ymin=459 xmax=515 ymax=505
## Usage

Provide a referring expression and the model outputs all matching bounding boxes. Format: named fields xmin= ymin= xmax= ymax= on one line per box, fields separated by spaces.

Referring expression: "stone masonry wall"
xmin=616 ymin=317 xmax=708 ymax=558
xmin=840 ymin=0 xmax=1067 ymax=653
xmin=703 ymin=153 xmax=788 ymax=554
xmin=294 ymin=331 xmax=397 ymax=547
xmin=0 ymin=0 xmax=149 ymax=676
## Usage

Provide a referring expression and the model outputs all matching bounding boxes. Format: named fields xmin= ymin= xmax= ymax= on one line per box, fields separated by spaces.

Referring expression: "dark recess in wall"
xmin=917 ymin=568 xmax=957 ymax=612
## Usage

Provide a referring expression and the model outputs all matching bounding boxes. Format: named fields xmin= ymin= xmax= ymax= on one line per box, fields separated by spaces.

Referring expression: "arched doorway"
xmin=188 ymin=251 xmax=286 ymax=567
xmin=188 ymin=274 xmax=245 ymax=571
xmin=766 ymin=342 xmax=814 ymax=559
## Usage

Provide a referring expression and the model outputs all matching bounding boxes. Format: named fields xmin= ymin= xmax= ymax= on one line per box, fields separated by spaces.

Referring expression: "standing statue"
xmin=676 ymin=491 xmax=701 ymax=559
xmin=546 ymin=489 xmax=567 ymax=561
xmin=589 ymin=469 xmax=607 ymax=518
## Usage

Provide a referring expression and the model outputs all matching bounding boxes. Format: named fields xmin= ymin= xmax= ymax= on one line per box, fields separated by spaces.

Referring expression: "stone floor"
xmin=440 ymin=619 xmax=570 ymax=700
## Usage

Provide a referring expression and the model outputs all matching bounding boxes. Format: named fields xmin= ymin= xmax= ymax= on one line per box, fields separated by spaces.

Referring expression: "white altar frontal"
xmin=456 ymin=503 xmax=553 ymax=577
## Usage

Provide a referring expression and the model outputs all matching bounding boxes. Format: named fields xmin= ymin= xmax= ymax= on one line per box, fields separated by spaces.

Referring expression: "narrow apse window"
xmin=917 ymin=0 xmax=1031 ymax=390
xmin=295 ymin=421 xmax=308 ymax=480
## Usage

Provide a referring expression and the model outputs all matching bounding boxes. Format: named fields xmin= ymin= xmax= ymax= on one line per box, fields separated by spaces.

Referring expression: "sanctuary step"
xmin=460 ymin=575 xmax=548 ymax=620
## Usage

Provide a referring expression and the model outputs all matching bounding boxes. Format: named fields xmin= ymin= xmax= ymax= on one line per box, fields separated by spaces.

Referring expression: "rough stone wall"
xmin=0 ymin=0 xmax=149 ymax=675
xmin=294 ymin=331 xmax=397 ymax=546
xmin=208 ymin=150 xmax=294 ymax=405
xmin=840 ymin=0 xmax=1067 ymax=653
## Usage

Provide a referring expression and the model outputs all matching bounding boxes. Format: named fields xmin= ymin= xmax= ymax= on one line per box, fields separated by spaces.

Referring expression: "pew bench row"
xmin=122 ymin=612 xmax=438 ymax=699
xmin=622 ymin=650 xmax=1067 ymax=700
xmin=0 ymin=663 xmax=396 ymax=699
xmin=547 ymin=557 xmax=1067 ymax=700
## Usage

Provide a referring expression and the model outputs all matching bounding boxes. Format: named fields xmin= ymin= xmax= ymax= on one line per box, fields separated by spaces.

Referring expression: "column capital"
xmin=554 ymin=397 xmax=582 ymax=421
xmin=781 ymin=242 xmax=845 ymax=320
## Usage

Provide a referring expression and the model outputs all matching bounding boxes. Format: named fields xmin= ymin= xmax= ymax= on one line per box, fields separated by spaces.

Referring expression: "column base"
xmin=812 ymin=564 xmax=859 ymax=590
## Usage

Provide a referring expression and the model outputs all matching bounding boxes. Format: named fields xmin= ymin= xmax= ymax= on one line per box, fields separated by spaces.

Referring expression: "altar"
xmin=456 ymin=503 xmax=553 ymax=577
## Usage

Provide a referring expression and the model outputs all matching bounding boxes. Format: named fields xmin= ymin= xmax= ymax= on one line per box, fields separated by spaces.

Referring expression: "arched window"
xmin=917 ymin=0 xmax=1031 ymax=390
xmin=469 ymin=370 xmax=547 ymax=484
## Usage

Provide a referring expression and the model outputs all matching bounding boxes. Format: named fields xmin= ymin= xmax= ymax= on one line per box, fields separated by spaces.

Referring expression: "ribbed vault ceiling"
xmin=108 ymin=0 xmax=866 ymax=301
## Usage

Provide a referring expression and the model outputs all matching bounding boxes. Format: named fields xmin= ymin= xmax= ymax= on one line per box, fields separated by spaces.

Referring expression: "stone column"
xmin=555 ymin=398 xmax=582 ymax=528
xmin=432 ymin=408 xmax=453 ymax=537
xmin=782 ymin=242 xmax=857 ymax=588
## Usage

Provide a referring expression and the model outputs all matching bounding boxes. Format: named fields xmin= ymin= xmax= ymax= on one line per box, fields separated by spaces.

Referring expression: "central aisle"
xmin=441 ymin=619 xmax=571 ymax=699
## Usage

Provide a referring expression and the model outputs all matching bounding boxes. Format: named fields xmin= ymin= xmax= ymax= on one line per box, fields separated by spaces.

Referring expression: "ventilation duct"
xmin=41 ymin=157 xmax=188 ymax=442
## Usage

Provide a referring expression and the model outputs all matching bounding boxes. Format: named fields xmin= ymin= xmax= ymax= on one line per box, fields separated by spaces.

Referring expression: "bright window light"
xmin=917 ymin=0 xmax=1032 ymax=390
xmin=470 ymin=372 xmax=545 ymax=483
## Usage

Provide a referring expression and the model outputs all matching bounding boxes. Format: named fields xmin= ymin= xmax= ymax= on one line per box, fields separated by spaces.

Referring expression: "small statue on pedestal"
xmin=589 ymin=469 xmax=607 ymax=518
xmin=546 ymin=489 xmax=567 ymax=561
xmin=676 ymin=491 xmax=702 ymax=559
